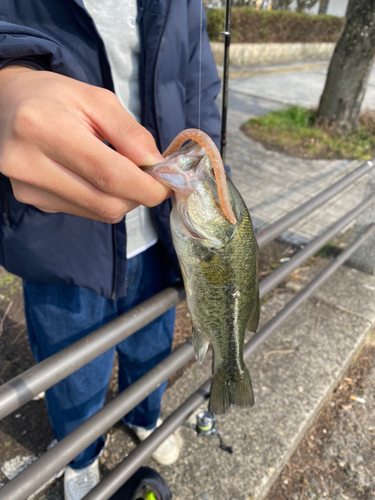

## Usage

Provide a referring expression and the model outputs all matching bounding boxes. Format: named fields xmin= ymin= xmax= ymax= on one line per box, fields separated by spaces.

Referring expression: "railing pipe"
xmin=0 ymin=342 xmax=196 ymax=500
xmin=256 ymin=159 xmax=375 ymax=248
xmin=2 ymin=187 xmax=375 ymax=424
xmin=260 ymin=192 xmax=375 ymax=297
xmin=0 ymin=284 xmax=185 ymax=420
xmin=85 ymin=382 xmax=212 ymax=500
xmin=2 ymin=161 xmax=373 ymax=419
xmin=247 ymin=223 xmax=375 ymax=354
xmin=3 ymin=225 xmax=374 ymax=500
xmin=85 ymin=224 xmax=375 ymax=500
xmin=1 ymin=189 xmax=375 ymax=424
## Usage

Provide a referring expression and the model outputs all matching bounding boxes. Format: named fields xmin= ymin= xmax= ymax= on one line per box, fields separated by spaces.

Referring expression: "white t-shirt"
xmin=83 ymin=0 xmax=159 ymax=259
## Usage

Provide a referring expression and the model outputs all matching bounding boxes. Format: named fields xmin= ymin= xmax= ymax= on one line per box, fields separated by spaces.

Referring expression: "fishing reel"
xmin=186 ymin=410 xmax=233 ymax=454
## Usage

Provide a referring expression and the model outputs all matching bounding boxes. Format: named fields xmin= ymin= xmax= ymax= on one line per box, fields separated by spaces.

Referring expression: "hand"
xmin=0 ymin=66 xmax=171 ymax=223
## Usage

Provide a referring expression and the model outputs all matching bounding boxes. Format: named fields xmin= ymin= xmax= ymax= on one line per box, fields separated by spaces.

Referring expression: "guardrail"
xmin=0 ymin=158 xmax=374 ymax=500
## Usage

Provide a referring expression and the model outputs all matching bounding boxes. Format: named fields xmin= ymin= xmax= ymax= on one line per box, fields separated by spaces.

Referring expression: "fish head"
xmin=145 ymin=141 xmax=237 ymax=248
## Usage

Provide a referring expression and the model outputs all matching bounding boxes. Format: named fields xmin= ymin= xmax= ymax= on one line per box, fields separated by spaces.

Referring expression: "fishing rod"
xmin=220 ymin=0 xmax=232 ymax=164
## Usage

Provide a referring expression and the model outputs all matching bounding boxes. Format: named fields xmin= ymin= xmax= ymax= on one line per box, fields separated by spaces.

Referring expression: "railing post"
xmin=347 ymin=164 xmax=375 ymax=274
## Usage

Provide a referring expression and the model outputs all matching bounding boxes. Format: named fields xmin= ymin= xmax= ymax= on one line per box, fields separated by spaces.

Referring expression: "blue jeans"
xmin=23 ymin=244 xmax=176 ymax=469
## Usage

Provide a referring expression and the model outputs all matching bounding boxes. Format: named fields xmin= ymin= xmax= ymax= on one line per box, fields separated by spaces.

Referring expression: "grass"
xmin=242 ymin=106 xmax=375 ymax=161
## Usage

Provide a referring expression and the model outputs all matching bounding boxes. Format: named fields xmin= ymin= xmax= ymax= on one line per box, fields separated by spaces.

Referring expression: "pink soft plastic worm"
xmin=163 ymin=129 xmax=237 ymax=224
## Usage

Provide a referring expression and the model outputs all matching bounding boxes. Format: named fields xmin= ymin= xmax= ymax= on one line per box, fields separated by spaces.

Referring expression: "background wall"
xmin=326 ymin=0 xmax=349 ymax=17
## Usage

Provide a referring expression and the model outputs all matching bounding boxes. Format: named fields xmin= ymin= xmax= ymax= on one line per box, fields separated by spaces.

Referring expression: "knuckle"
xmin=124 ymin=121 xmax=153 ymax=144
xmin=143 ymin=190 xmax=166 ymax=208
xmin=0 ymin=145 xmax=14 ymax=178
xmin=12 ymin=183 xmax=31 ymax=205
xmin=13 ymin=100 xmax=43 ymax=140
xmin=0 ymin=147 xmax=36 ymax=186
xmin=94 ymin=168 xmax=118 ymax=194
xmin=94 ymin=199 xmax=126 ymax=224
xmin=93 ymin=87 xmax=117 ymax=108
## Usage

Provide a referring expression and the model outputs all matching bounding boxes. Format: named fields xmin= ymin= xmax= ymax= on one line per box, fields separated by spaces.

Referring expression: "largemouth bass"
xmin=145 ymin=129 xmax=260 ymax=415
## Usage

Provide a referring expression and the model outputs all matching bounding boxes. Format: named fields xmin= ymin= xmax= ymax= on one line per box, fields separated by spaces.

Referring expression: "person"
xmin=0 ymin=1 xmax=221 ymax=499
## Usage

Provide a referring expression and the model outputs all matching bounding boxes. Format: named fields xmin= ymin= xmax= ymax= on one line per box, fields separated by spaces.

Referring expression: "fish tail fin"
xmin=231 ymin=367 xmax=255 ymax=409
xmin=210 ymin=366 xmax=254 ymax=415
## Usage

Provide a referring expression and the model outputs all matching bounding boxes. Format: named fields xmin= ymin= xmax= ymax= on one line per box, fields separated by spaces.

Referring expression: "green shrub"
xmin=206 ymin=8 xmax=345 ymax=44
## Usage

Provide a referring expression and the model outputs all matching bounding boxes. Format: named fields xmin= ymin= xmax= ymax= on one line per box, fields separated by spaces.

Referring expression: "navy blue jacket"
xmin=0 ymin=0 xmax=221 ymax=297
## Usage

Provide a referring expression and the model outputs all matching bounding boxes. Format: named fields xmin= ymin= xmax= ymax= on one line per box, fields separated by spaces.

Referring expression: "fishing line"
xmin=198 ymin=0 xmax=203 ymax=131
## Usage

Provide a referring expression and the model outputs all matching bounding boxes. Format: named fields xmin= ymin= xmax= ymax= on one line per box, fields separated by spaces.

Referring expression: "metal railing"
xmin=0 ymin=158 xmax=374 ymax=500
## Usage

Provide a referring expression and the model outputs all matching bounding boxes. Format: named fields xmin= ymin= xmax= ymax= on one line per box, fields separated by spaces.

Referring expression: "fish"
xmin=144 ymin=129 xmax=260 ymax=415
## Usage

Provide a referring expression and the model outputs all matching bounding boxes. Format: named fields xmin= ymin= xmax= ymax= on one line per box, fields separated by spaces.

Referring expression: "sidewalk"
xmin=223 ymin=60 xmax=375 ymax=246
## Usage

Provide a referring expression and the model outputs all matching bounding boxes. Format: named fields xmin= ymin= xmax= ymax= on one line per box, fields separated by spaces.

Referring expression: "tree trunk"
xmin=296 ymin=0 xmax=319 ymax=13
xmin=317 ymin=0 xmax=375 ymax=133
xmin=318 ymin=0 xmax=328 ymax=15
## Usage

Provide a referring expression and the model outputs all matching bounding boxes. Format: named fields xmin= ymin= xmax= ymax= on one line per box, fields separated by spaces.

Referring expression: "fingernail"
xmin=143 ymin=153 xmax=165 ymax=166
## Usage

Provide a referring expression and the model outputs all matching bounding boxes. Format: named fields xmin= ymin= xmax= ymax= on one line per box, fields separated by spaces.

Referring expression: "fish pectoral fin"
xmin=192 ymin=325 xmax=210 ymax=364
xmin=200 ymin=251 xmax=234 ymax=285
xmin=247 ymin=292 xmax=260 ymax=333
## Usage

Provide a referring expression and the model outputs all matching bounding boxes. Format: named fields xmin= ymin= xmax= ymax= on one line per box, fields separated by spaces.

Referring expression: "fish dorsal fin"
xmin=247 ymin=292 xmax=260 ymax=333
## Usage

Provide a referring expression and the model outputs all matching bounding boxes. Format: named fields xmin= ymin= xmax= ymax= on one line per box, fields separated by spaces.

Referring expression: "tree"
xmin=296 ymin=0 xmax=319 ymax=13
xmin=317 ymin=0 xmax=375 ymax=133
xmin=318 ymin=0 xmax=329 ymax=15
xmin=273 ymin=0 xmax=294 ymax=9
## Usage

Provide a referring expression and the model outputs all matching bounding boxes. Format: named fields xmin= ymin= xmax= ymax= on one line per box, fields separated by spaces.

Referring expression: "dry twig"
xmin=0 ymin=300 xmax=13 ymax=337
xmin=264 ymin=349 xmax=294 ymax=361
xmin=298 ymin=475 xmax=307 ymax=500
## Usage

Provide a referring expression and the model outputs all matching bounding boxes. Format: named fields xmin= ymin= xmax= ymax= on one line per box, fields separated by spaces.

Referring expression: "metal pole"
xmin=2 ymin=160 xmax=373 ymax=419
xmin=0 ymin=284 xmax=185 ymax=420
xmin=0 ymin=342 xmax=196 ymax=500
xmin=4 ymin=202 xmax=375 ymax=500
xmin=1 ymin=191 xmax=375 ymax=422
xmin=85 ymin=381 xmax=212 ymax=500
xmin=256 ymin=159 xmax=375 ymax=249
xmin=220 ymin=0 xmax=232 ymax=163
xmin=260 ymin=192 xmax=375 ymax=297
xmin=247 ymin=224 xmax=375 ymax=354
xmin=84 ymin=225 xmax=375 ymax=500
xmin=2 ymin=181 xmax=375 ymax=424
xmin=85 ymin=382 xmax=212 ymax=500
xmin=3 ymin=226 xmax=374 ymax=500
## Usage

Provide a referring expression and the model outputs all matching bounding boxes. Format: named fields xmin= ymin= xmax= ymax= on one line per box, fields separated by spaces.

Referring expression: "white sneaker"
xmin=64 ymin=459 xmax=100 ymax=500
xmin=132 ymin=418 xmax=183 ymax=466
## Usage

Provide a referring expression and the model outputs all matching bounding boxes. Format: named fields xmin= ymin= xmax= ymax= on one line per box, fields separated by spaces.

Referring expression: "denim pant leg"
xmin=23 ymin=281 xmax=117 ymax=469
xmin=116 ymin=244 xmax=176 ymax=430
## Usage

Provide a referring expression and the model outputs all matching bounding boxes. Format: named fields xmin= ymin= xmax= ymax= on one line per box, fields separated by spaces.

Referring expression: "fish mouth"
xmin=141 ymin=143 xmax=206 ymax=195
xmin=175 ymin=198 xmax=223 ymax=247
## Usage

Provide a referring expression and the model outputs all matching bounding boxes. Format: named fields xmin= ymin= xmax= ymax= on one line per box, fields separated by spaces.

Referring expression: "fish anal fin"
xmin=247 ymin=292 xmax=260 ymax=333
xmin=192 ymin=325 xmax=209 ymax=364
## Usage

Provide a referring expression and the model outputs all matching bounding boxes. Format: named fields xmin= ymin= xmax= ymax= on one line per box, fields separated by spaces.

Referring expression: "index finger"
xmin=41 ymin=113 xmax=171 ymax=207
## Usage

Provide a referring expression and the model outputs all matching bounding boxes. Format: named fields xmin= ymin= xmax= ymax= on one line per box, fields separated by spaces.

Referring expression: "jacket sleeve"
xmin=0 ymin=21 xmax=88 ymax=80
xmin=185 ymin=1 xmax=221 ymax=149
